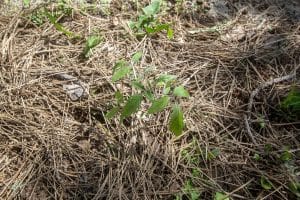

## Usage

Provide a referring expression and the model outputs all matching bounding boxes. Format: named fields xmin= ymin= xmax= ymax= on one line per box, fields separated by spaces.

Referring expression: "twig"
xmin=245 ymin=71 xmax=297 ymax=145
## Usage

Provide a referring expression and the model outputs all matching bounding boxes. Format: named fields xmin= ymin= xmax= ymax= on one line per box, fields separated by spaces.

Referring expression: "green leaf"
xmin=183 ymin=180 xmax=201 ymax=200
xmin=173 ymin=85 xmax=190 ymax=98
xmin=23 ymin=0 xmax=30 ymax=7
xmin=156 ymin=74 xmax=177 ymax=86
xmin=208 ymin=148 xmax=220 ymax=160
xmin=128 ymin=20 xmax=136 ymax=30
xmin=115 ymin=91 xmax=124 ymax=104
xmin=169 ymin=105 xmax=184 ymax=136
xmin=132 ymin=51 xmax=143 ymax=63
xmin=148 ymin=96 xmax=169 ymax=114
xmin=167 ymin=27 xmax=174 ymax=39
xmin=260 ymin=176 xmax=272 ymax=190
xmin=163 ymin=86 xmax=171 ymax=95
xmin=144 ymin=90 xmax=155 ymax=101
xmin=280 ymin=150 xmax=293 ymax=162
xmin=112 ymin=65 xmax=131 ymax=82
xmin=105 ymin=107 xmax=119 ymax=120
xmin=131 ymin=81 xmax=145 ymax=91
xmin=214 ymin=192 xmax=229 ymax=200
xmin=83 ymin=35 xmax=102 ymax=57
xmin=120 ymin=95 xmax=143 ymax=121
xmin=137 ymin=15 xmax=152 ymax=28
xmin=142 ymin=0 xmax=161 ymax=16
xmin=44 ymin=11 xmax=76 ymax=38
xmin=253 ymin=153 xmax=260 ymax=161
xmin=145 ymin=23 xmax=169 ymax=34
xmin=288 ymin=182 xmax=300 ymax=197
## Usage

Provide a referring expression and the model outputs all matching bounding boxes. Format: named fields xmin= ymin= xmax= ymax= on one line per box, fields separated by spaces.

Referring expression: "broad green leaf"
xmin=173 ymin=85 xmax=190 ymax=98
xmin=120 ymin=95 xmax=143 ymax=121
xmin=260 ymin=176 xmax=272 ymax=190
xmin=105 ymin=107 xmax=119 ymax=120
xmin=169 ymin=104 xmax=184 ymax=136
xmin=214 ymin=192 xmax=229 ymax=200
xmin=148 ymin=96 xmax=169 ymax=114
xmin=115 ymin=91 xmax=124 ymax=104
xmin=132 ymin=51 xmax=143 ymax=63
xmin=112 ymin=66 xmax=131 ymax=82
xmin=23 ymin=0 xmax=30 ymax=7
xmin=131 ymin=81 xmax=145 ymax=91
xmin=142 ymin=0 xmax=161 ymax=16
xmin=137 ymin=15 xmax=152 ymax=28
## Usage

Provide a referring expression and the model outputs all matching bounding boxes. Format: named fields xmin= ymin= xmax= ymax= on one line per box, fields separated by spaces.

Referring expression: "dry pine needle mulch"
xmin=0 ymin=1 xmax=299 ymax=199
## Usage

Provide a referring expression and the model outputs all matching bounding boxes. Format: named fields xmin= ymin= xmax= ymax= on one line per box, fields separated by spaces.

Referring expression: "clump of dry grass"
xmin=0 ymin=1 xmax=299 ymax=199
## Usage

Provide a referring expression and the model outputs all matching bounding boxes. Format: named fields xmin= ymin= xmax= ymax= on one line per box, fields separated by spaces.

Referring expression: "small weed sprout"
xmin=128 ymin=0 xmax=174 ymax=39
xmin=105 ymin=52 xmax=189 ymax=136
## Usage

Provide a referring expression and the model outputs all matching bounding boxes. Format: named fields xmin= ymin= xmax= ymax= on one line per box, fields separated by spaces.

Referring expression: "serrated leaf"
xmin=148 ymin=96 xmax=169 ymax=114
xmin=142 ymin=0 xmax=161 ymax=16
xmin=169 ymin=104 xmax=184 ymax=136
xmin=173 ymin=85 xmax=190 ymax=98
xmin=120 ymin=95 xmax=143 ymax=121
xmin=260 ymin=176 xmax=272 ymax=190
xmin=112 ymin=66 xmax=131 ymax=82
xmin=105 ymin=107 xmax=119 ymax=120
xmin=115 ymin=91 xmax=124 ymax=104
xmin=214 ymin=192 xmax=229 ymax=200
xmin=132 ymin=51 xmax=143 ymax=63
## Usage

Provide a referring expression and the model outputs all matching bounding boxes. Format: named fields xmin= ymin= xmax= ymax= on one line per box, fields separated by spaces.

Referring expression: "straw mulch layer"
xmin=0 ymin=1 xmax=299 ymax=199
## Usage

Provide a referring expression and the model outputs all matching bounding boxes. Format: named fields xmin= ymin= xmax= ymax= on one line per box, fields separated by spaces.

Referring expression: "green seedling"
xmin=260 ymin=176 xmax=273 ymax=190
xmin=23 ymin=0 xmax=30 ymax=7
xmin=281 ymin=87 xmax=300 ymax=120
xmin=44 ymin=11 xmax=80 ymax=38
xmin=253 ymin=153 xmax=261 ymax=161
xmin=289 ymin=182 xmax=300 ymax=197
xmin=83 ymin=35 xmax=102 ymax=57
xmin=280 ymin=150 xmax=293 ymax=162
xmin=128 ymin=0 xmax=174 ymax=39
xmin=214 ymin=192 xmax=229 ymax=200
xmin=182 ymin=180 xmax=201 ymax=200
xmin=106 ymin=52 xmax=189 ymax=136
